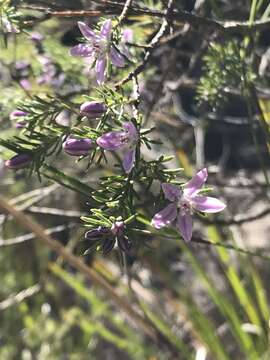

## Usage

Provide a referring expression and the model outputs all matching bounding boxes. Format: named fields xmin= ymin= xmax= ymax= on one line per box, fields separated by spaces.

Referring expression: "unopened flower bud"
xmin=5 ymin=153 xmax=31 ymax=169
xmin=10 ymin=110 xmax=28 ymax=120
xmin=15 ymin=121 xmax=27 ymax=128
xmin=80 ymin=101 xmax=106 ymax=119
xmin=63 ymin=137 xmax=93 ymax=156
xmin=102 ymin=239 xmax=115 ymax=254
xmin=85 ymin=227 xmax=110 ymax=240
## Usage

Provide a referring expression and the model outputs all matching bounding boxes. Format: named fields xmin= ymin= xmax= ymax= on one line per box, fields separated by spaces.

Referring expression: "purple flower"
xmin=97 ymin=121 xmax=139 ymax=173
xmin=63 ymin=137 xmax=93 ymax=156
xmin=80 ymin=101 xmax=107 ymax=118
xmin=152 ymin=168 xmax=226 ymax=242
xmin=5 ymin=154 xmax=31 ymax=170
xmin=70 ymin=20 xmax=125 ymax=84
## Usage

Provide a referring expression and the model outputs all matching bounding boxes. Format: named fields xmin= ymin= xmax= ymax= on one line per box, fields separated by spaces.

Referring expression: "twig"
xmin=201 ymin=207 xmax=270 ymax=226
xmin=0 ymin=195 xmax=158 ymax=341
xmin=115 ymin=0 xmax=175 ymax=88
xmin=194 ymin=124 xmax=205 ymax=169
xmin=9 ymin=184 xmax=59 ymax=206
xmin=20 ymin=4 xmax=270 ymax=34
xmin=0 ymin=284 xmax=41 ymax=311
xmin=0 ymin=184 xmax=59 ymax=225
xmin=0 ymin=224 xmax=76 ymax=247
xmin=118 ymin=0 xmax=133 ymax=25
xmin=26 ymin=206 xmax=86 ymax=219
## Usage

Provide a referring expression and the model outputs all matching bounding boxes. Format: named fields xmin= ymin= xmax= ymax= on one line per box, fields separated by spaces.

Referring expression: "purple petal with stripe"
xmin=123 ymin=122 xmax=138 ymax=140
xmin=110 ymin=47 xmax=125 ymax=67
xmin=192 ymin=196 xmax=226 ymax=213
xmin=97 ymin=131 xmax=125 ymax=150
xmin=151 ymin=203 xmax=177 ymax=230
xmin=184 ymin=168 xmax=208 ymax=197
xmin=100 ymin=19 xmax=112 ymax=39
xmin=123 ymin=148 xmax=136 ymax=173
xmin=161 ymin=183 xmax=181 ymax=202
xmin=95 ymin=57 xmax=107 ymax=84
xmin=78 ymin=21 xmax=99 ymax=41
xmin=176 ymin=212 xmax=193 ymax=242
xmin=70 ymin=44 xmax=93 ymax=57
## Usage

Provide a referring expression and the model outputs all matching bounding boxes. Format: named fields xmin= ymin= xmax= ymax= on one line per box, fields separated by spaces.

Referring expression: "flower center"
xmin=120 ymin=133 xmax=130 ymax=145
xmin=178 ymin=196 xmax=192 ymax=215
xmin=92 ymin=38 xmax=109 ymax=56
xmin=119 ymin=131 xmax=138 ymax=150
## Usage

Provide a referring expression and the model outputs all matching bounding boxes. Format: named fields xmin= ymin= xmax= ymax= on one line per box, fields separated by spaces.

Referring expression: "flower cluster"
xmin=3 ymin=17 xmax=227 ymax=253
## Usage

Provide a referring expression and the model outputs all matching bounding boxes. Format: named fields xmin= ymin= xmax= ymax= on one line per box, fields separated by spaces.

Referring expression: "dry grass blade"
xmin=0 ymin=195 xmax=158 ymax=342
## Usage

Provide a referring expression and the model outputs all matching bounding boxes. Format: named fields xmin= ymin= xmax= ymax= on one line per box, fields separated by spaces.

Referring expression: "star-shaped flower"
xmin=152 ymin=168 xmax=226 ymax=242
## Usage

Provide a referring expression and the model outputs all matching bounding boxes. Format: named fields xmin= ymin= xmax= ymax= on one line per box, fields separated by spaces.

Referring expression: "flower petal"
xmin=97 ymin=131 xmax=125 ymax=150
xmin=85 ymin=226 xmax=110 ymax=240
xmin=110 ymin=47 xmax=125 ymax=67
xmin=100 ymin=19 xmax=112 ymax=39
xmin=122 ymin=121 xmax=138 ymax=140
xmin=123 ymin=148 xmax=135 ymax=173
xmin=123 ymin=28 xmax=133 ymax=43
xmin=120 ymin=29 xmax=133 ymax=59
xmin=184 ymin=168 xmax=208 ymax=196
xmin=10 ymin=110 xmax=28 ymax=119
xmin=161 ymin=183 xmax=181 ymax=202
xmin=176 ymin=213 xmax=193 ymax=242
xmin=95 ymin=57 xmax=107 ymax=84
xmin=78 ymin=21 xmax=98 ymax=41
xmin=70 ymin=44 xmax=93 ymax=57
xmin=192 ymin=196 xmax=226 ymax=213
xmin=20 ymin=79 xmax=31 ymax=90
xmin=151 ymin=203 xmax=177 ymax=229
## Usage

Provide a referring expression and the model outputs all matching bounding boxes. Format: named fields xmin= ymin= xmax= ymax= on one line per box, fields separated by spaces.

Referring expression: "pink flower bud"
xmin=63 ymin=137 xmax=93 ymax=156
xmin=80 ymin=101 xmax=107 ymax=119
xmin=5 ymin=154 xmax=31 ymax=169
